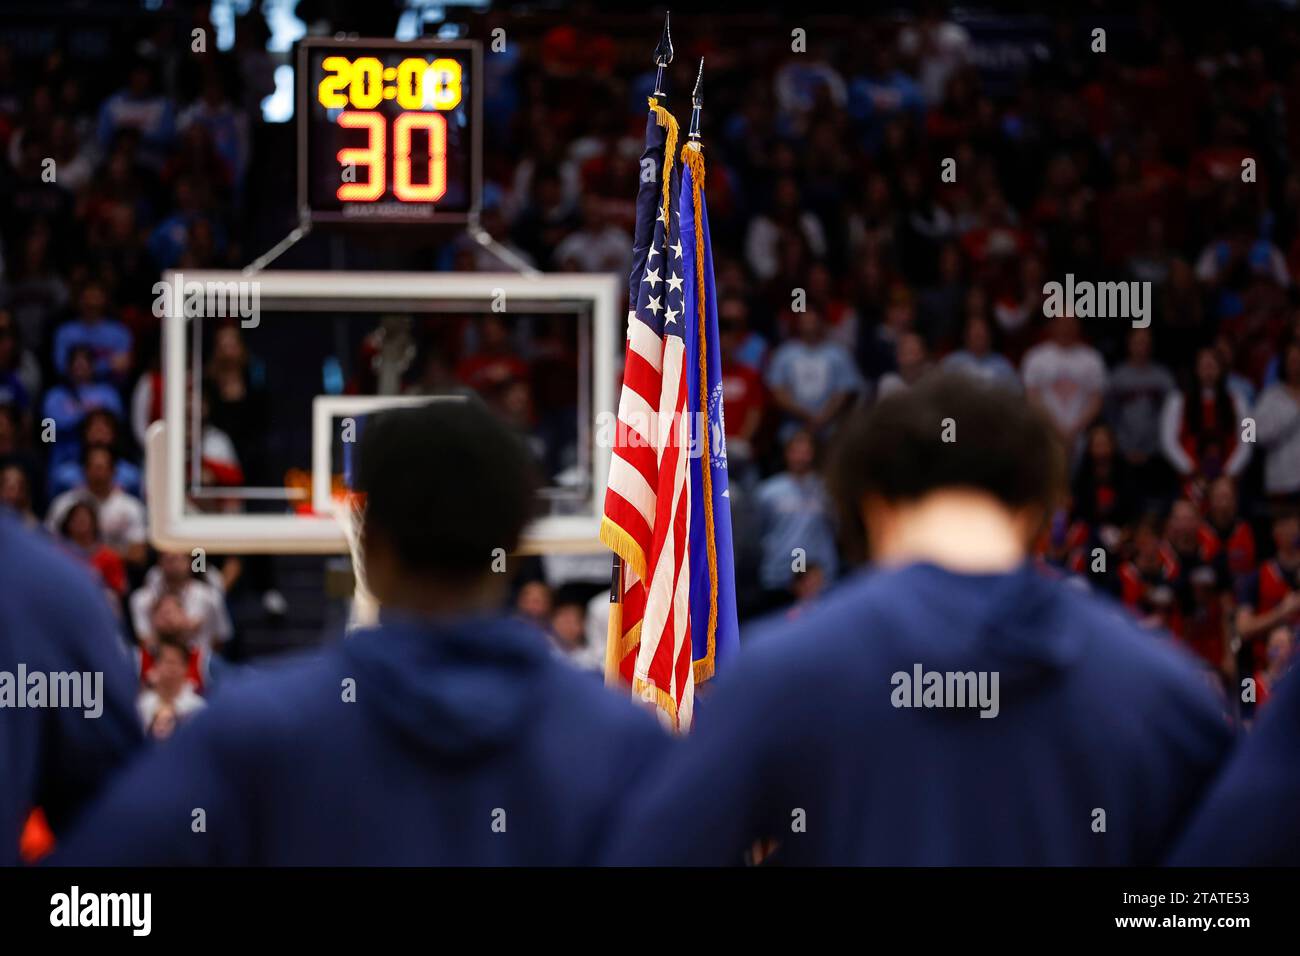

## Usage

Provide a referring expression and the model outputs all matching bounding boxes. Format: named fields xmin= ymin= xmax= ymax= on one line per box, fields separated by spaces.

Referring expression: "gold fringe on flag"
xmin=681 ymin=141 xmax=720 ymax=686
xmin=598 ymin=518 xmax=646 ymax=583
xmin=633 ymin=675 xmax=680 ymax=732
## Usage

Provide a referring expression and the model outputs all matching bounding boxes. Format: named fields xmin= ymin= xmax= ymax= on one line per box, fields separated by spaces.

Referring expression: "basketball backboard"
xmin=146 ymin=270 xmax=621 ymax=555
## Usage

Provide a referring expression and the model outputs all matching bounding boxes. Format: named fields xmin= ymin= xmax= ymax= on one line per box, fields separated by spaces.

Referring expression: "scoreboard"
xmin=297 ymin=38 xmax=481 ymax=223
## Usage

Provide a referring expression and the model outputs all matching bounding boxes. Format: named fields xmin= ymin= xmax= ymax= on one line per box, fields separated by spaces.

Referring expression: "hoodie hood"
xmin=872 ymin=561 xmax=1087 ymax=685
xmin=342 ymin=611 xmax=551 ymax=760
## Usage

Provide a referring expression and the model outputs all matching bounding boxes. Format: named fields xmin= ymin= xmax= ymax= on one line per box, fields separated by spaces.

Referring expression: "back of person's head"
xmin=830 ymin=372 xmax=1066 ymax=563
xmin=355 ymin=399 xmax=539 ymax=598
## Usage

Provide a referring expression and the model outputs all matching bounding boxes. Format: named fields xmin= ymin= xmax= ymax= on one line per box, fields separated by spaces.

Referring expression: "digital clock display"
xmin=297 ymin=38 xmax=480 ymax=223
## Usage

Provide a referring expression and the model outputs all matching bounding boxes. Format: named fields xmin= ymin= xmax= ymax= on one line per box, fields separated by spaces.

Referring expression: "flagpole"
xmin=606 ymin=13 xmax=674 ymax=688
xmin=604 ymin=554 xmax=623 ymax=683
xmin=653 ymin=11 xmax=671 ymax=98
xmin=687 ymin=56 xmax=702 ymax=144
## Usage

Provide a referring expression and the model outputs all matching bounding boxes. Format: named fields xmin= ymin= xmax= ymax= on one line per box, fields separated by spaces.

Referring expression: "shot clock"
xmin=297 ymin=38 xmax=481 ymax=223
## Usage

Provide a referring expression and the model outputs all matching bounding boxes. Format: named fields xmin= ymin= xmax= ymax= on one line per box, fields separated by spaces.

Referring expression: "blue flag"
xmin=679 ymin=146 xmax=739 ymax=683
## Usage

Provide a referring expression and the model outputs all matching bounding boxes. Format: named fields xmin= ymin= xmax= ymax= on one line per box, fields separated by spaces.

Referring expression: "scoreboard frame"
xmin=295 ymin=36 xmax=483 ymax=225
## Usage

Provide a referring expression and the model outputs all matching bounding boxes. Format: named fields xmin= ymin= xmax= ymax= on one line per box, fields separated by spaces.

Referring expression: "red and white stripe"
xmin=603 ymin=311 xmax=696 ymax=729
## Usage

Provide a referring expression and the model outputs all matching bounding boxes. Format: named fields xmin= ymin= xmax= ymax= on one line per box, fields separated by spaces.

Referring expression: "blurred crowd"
xmin=0 ymin=8 xmax=271 ymax=740
xmin=473 ymin=6 xmax=1300 ymax=711
xmin=1 ymin=3 xmax=1299 ymax=725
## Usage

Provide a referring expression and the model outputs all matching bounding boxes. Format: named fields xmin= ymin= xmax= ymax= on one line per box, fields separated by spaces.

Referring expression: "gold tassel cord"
xmin=647 ymin=97 xmax=678 ymax=233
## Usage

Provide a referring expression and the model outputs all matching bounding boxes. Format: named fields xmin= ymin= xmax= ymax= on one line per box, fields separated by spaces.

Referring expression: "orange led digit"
xmin=393 ymin=112 xmax=447 ymax=202
xmin=335 ymin=111 xmax=386 ymax=201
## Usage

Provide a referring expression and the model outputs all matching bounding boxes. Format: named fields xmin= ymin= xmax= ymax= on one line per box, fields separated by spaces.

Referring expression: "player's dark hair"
xmin=355 ymin=399 xmax=540 ymax=581
xmin=828 ymin=372 xmax=1066 ymax=562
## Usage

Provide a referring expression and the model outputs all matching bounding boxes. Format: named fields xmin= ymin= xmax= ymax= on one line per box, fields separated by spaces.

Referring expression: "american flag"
xmin=601 ymin=99 xmax=695 ymax=730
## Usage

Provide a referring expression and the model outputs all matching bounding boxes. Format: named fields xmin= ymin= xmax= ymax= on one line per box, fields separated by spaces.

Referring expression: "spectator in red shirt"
xmin=1120 ymin=513 xmax=1183 ymax=635
xmin=455 ymin=314 xmax=529 ymax=394
xmin=1253 ymin=624 xmax=1296 ymax=709
xmin=1037 ymin=504 xmax=1091 ymax=580
xmin=1071 ymin=423 xmax=1138 ymax=538
xmin=1163 ymin=498 xmax=1233 ymax=675
xmin=56 ymin=497 xmax=127 ymax=604
xmin=138 ymin=633 xmax=206 ymax=739
xmin=1178 ymin=563 xmax=1233 ymax=678
xmin=1236 ymin=510 xmax=1300 ymax=646
xmin=130 ymin=550 xmax=232 ymax=690
xmin=1160 ymin=347 xmax=1252 ymax=502
xmin=1198 ymin=475 xmax=1257 ymax=581
xmin=136 ymin=591 xmax=207 ymax=693
xmin=1167 ymin=498 xmax=1217 ymax=572
xmin=720 ymin=311 xmax=767 ymax=490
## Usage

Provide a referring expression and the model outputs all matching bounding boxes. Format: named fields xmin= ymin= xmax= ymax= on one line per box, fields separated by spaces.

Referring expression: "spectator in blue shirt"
xmin=148 ymin=177 xmax=227 ymax=270
xmin=0 ymin=310 xmax=35 ymax=416
xmin=52 ymin=282 xmax=132 ymax=382
xmin=42 ymin=347 xmax=124 ymax=469
xmin=47 ymin=409 xmax=141 ymax=500
xmin=96 ymin=61 xmax=175 ymax=169
xmin=848 ymin=46 xmax=926 ymax=152
xmin=176 ymin=74 xmax=249 ymax=194
xmin=766 ymin=308 xmax=862 ymax=443
xmin=754 ymin=429 xmax=839 ymax=606
xmin=942 ymin=314 xmax=1021 ymax=391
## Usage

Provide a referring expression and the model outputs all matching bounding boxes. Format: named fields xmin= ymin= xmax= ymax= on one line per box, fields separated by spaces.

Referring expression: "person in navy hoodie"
xmin=54 ymin=400 xmax=669 ymax=865
xmin=1168 ymin=667 xmax=1300 ymax=865
xmin=1 ymin=510 xmax=142 ymax=865
xmin=605 ymin=373 xmax=1233 ymax=866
